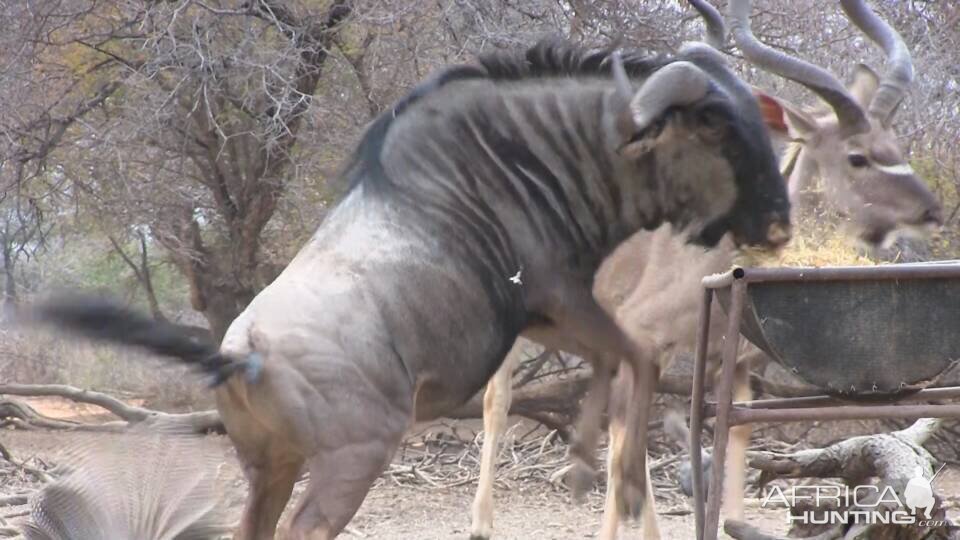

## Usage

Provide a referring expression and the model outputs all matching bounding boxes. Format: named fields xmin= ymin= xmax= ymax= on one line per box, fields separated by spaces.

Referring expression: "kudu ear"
xmin=848 ymin=63 xmax=880 ymax=110
xmin=851 ymin=64 xmax=903 ymax=127
xmin=752 ymin=89 xmax=788 ymax=135
xmin=751 ymin=87 xmax=818 ymax=141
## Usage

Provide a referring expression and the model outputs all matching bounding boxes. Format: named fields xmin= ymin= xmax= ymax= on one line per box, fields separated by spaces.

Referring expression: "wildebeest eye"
xmin=696 ymin=107 xmax=727 ymax=130
xmin=693 ymin=106 xmax=727 ymax=144
xmin=848 ymin=153 xmax=869 ymax=168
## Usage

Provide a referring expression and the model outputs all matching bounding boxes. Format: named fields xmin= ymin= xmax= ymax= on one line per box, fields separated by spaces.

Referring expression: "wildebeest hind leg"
xmin=236 ymin=451 xmax=304 ymax=540
xmin=217 ymin=389 xmax=305 ymax=540
xmin=284 ymin=414 xmax=408 ymax=540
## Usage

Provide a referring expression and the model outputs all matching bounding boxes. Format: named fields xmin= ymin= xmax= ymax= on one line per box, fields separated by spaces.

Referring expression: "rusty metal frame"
xmin=690 ymin=263 xmax=960 ymax=540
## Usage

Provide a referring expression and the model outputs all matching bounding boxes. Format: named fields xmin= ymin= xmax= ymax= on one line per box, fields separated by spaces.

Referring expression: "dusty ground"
xmin=0 ymin=429 xmax=794 ymax=539
xmin=2 ymin=401 xmax=958 ymax=539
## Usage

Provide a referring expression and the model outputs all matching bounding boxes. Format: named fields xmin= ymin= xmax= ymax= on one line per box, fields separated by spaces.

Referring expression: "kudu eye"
xmin=847 ymin=153 xmax=869 ymax=168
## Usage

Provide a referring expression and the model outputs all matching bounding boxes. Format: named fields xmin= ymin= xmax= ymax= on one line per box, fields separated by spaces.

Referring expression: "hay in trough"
xmin=734 ymin=218 xmax=877 ymax=268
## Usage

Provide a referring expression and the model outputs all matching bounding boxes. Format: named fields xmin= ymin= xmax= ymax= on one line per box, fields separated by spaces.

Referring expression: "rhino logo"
xmin=904 ymin=466 xmax=936 ymax=520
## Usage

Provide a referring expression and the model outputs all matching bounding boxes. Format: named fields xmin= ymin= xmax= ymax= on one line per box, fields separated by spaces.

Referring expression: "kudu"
xmin=469 ymin=1 xmax=943 ymax=539
xmin=32 ymin=38 xmax=791 ymax=539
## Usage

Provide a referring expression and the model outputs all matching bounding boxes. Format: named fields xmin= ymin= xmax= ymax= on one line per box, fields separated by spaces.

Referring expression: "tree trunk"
xmin=1 ymin=243 xmax=16 ymax=320
xmin=197 ymin=287 xmax=246 ymax=344
xmin=153 ymin=1 xmax=353 ymax=342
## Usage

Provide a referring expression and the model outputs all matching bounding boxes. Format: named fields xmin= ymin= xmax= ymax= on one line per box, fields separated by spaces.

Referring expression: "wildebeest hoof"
xmin=677 ymin=452 xmax=712 ymax=497
xmin=567 ymin=459 xmax=596 ymax=503
xmin=619 ymin=479 xmax=646 ymax=519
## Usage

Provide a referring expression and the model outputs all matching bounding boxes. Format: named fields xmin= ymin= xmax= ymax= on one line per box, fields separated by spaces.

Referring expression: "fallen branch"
xmin=0 ymin=399 xmax=91 ymax=432
xmin=0 ymin=369 xmax=838 ymax=439
xmin=0 ymin=384 xmax=223 ymax=434
xmin=735 ymin=418 xmax=951 ymax=540
xmin=0 ymin=496 xmax=28 ymax=507
xmin=749 ymin=373 xmax=821 ymax=398
xmin=513 ymin=349 xmax=557 ymax=388
xmin=447 ymin=371 xmax=723 ymax=420
xmin=0 ymin=383 xmax=158 ymax=422
xmin=748 ymin=418 xmax=942 ymax=485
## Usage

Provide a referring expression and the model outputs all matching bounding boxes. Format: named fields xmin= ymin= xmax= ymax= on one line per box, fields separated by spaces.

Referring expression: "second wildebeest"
xmin=33 ymin=38 xmax=790 ymax=539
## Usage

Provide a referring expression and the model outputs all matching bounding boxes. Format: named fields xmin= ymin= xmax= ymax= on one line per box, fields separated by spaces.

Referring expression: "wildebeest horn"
xmin=687 ymin=0 xmax=725 ymax=50
xmin=630 ymin=61 xmax=711 ymax=129
xmin=839 ymin=0 xmax=913 ymax=125
xmin=727 ymin=0 xmax=870 ymax=137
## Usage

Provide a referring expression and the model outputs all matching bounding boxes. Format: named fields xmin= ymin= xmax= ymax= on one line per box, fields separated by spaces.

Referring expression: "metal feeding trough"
xmin=688 ymin=262 xmax=960 ymax=540
xmin=714 ymin=262 xmax=960 ymax=398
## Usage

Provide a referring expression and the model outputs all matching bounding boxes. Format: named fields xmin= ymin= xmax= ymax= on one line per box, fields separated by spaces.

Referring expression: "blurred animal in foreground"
xmin=21 ymin=428 xmax=231 ymax=540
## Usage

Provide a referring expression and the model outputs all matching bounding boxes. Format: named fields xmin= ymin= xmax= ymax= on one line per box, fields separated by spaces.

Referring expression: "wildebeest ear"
xmin=617 ymin=130 xmax=661 ymax=160
xmin=752 ymin=88 xmax=818 ymax=141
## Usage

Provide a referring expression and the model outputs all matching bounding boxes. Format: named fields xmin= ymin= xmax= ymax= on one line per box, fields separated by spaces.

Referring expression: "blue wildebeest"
xmin=471 ymin=1 xmax=943 ymax=539
xmin=33 ymin=38 xmax=792 ymax=539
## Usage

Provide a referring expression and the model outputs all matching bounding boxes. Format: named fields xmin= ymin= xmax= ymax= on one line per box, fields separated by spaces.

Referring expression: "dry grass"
xmin=0 ymin=328 xmax=210 ymax=412
xmin=734 ymin=218 xmax=877 ymax=268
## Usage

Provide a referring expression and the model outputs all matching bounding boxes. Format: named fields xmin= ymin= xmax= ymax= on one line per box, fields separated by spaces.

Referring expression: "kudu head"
xmin=691 ymin=0 xmax=943 ymax=246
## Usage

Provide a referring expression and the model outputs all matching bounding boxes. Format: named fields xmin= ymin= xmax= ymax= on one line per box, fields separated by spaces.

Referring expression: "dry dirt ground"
xmin=2 ymin=400 xmax=959 ymax=539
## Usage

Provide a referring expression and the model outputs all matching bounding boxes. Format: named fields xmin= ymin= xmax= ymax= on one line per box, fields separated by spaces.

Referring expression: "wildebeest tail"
xmin=30 ymin=294 xmax=261 ymax=387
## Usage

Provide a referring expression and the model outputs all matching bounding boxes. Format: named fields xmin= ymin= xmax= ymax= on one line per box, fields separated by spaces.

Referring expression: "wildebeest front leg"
xmin=531 ymin=284 xmax=658 ymax=508
xmin=568 ymin=356 xmax=615 ymax=501
xmin=617 ymin=358 xmax=660 ymax=520
xmin=602 ymin=366 xmax=662 ymax=540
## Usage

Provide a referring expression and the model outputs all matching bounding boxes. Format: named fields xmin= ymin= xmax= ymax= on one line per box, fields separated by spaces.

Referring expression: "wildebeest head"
xmin=610 ymin=43 xmax=791 ymax=250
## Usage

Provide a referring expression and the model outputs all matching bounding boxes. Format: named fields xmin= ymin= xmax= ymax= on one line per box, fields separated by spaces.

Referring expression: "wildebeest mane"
xmin=336 ymin=64 xmax=487 ymax=195
xmin=477 ymin=37 xmax=666 ymax=82
xmin=336 ymin=37 xmax=667 ymax=195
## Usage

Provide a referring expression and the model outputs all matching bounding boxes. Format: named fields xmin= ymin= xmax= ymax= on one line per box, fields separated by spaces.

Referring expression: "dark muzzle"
xmin=732 ymin=210 xmax=792 ymax=250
